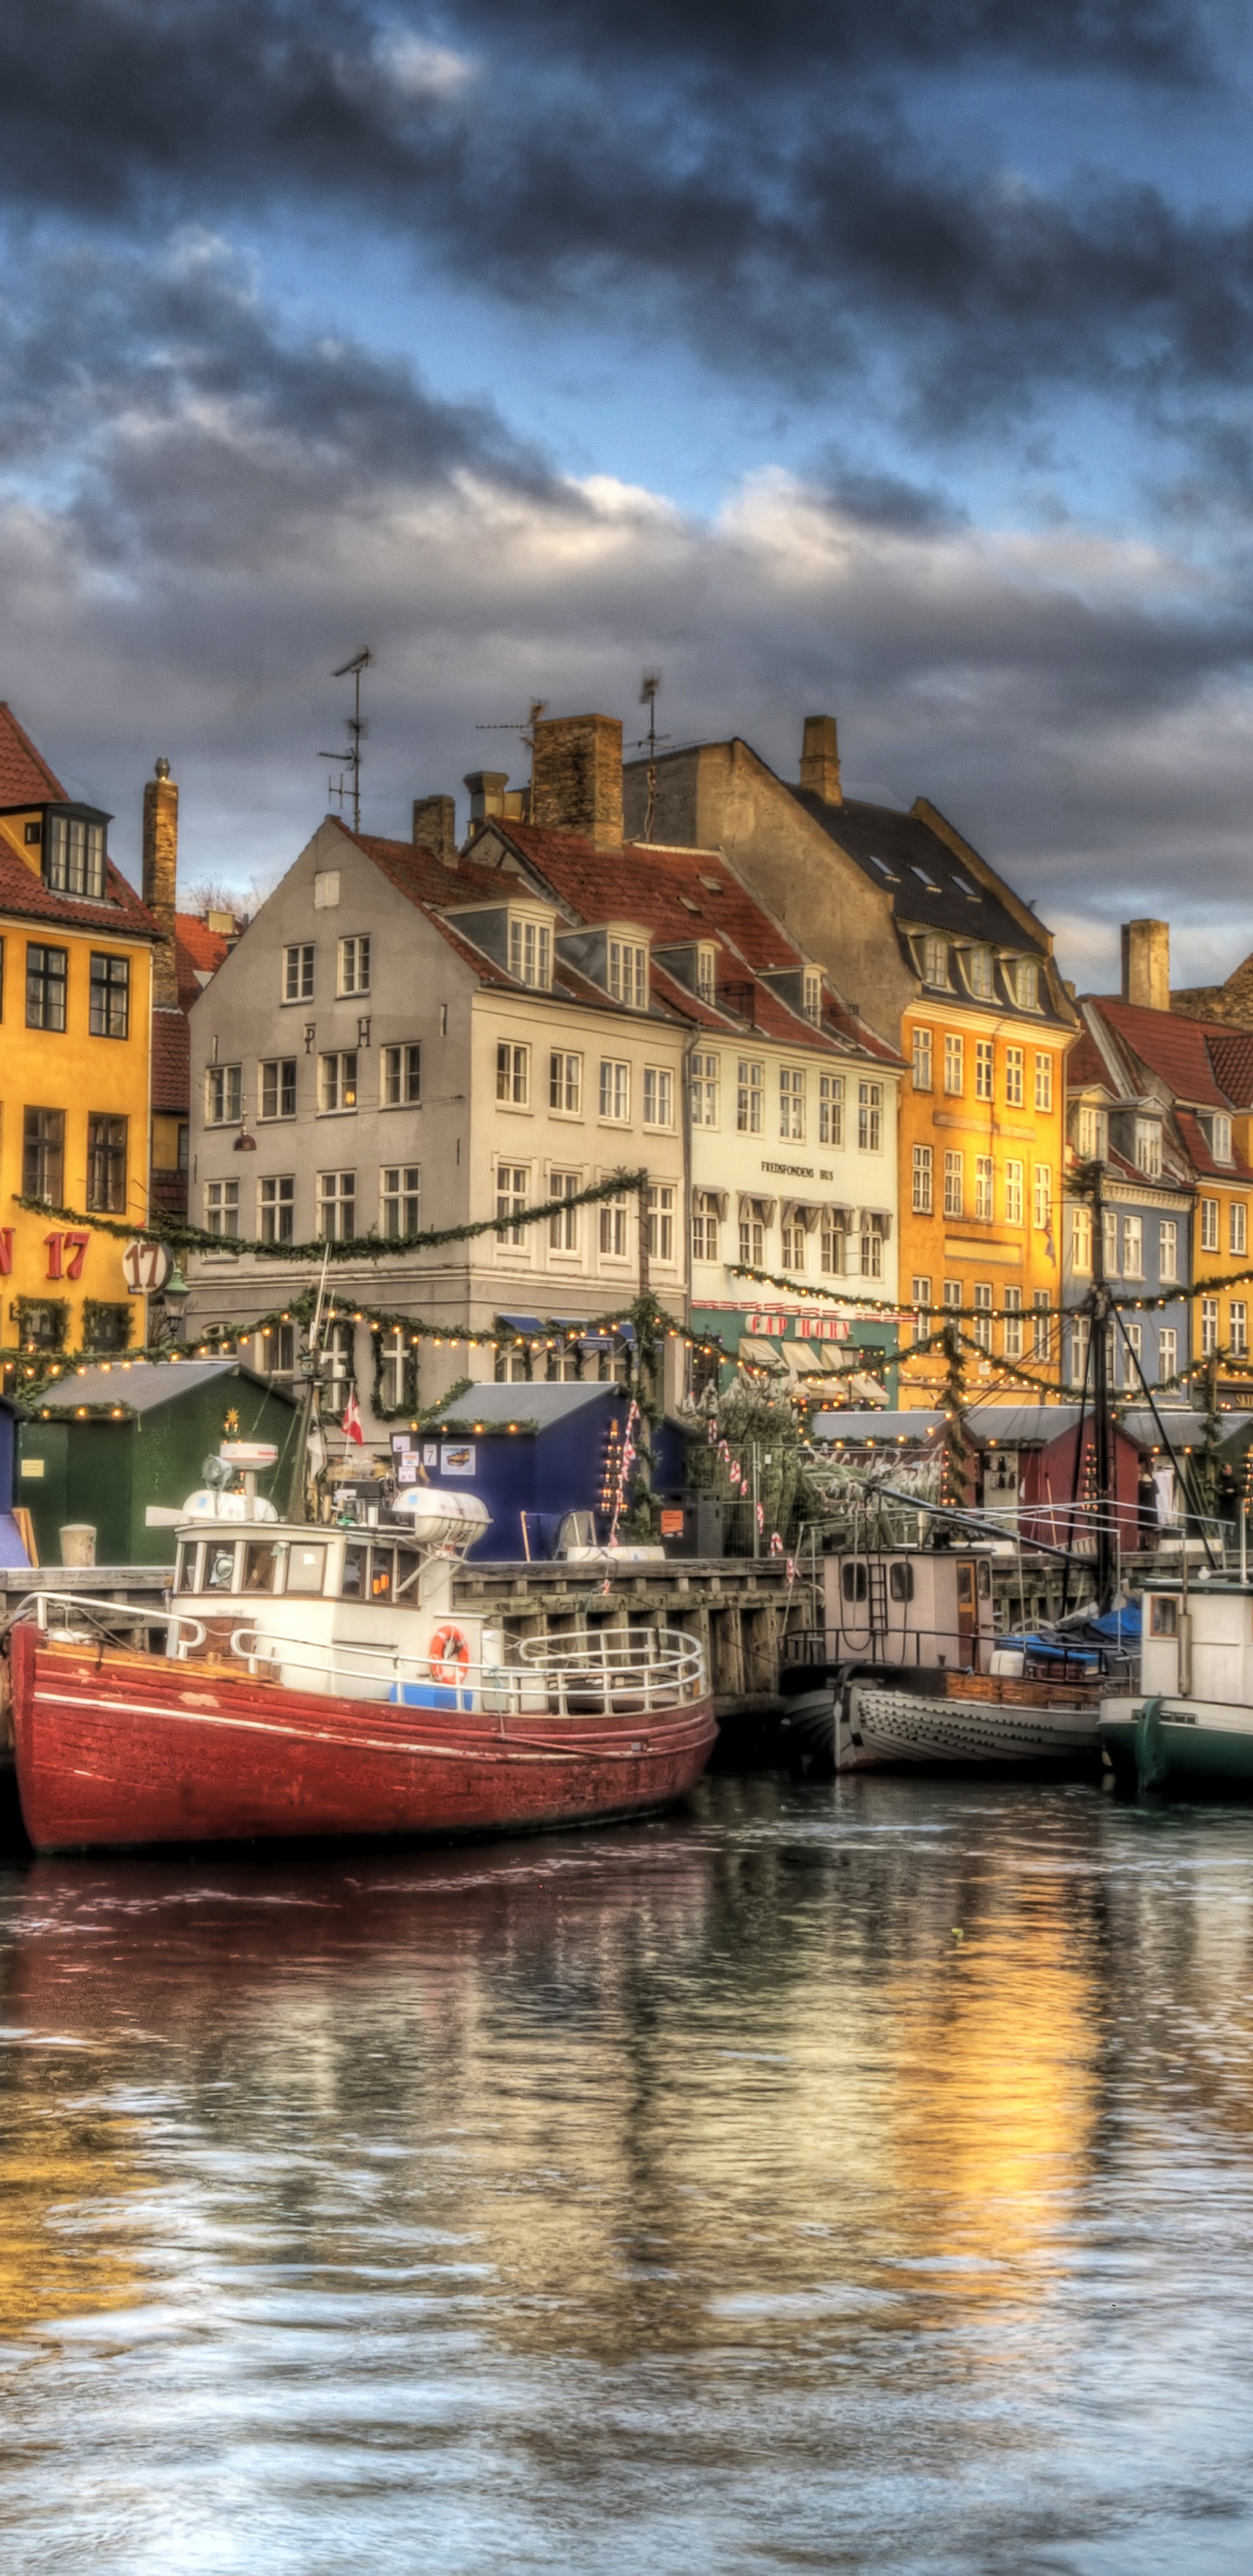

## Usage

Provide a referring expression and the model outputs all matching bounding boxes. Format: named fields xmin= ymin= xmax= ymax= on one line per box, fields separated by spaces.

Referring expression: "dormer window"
xmin=696 ymin=944 xmax=717 ymax=1005
xmin=965 ymin=946 xmax=995 ymax=1000
xmin=1135 ymin=1118 xmax=1162 ymax=1178
xmin=508 ymin=913 xmax=552 ymax=989
xmin=1206 ymin=1111 xmax=1233 ymax=1164
xmin=46 ymin=809 xmax=106 ymax=901
xmin=921 ymin=936 xmax=949 ymax=989
xmin=1076 ymin=1104 xmax=1108 ymax=1160
xmin=802 ymin=969 xmax=822 ymax=1026
xmin=607 ymin=935 xmax=649 ymax=1010
xmin=1013 ymin=957 xmax=1040 ymax=1009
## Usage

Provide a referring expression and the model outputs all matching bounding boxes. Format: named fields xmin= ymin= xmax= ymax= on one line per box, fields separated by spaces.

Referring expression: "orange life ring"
xmin=429 ymin=1622 xmax=472 ymax=1689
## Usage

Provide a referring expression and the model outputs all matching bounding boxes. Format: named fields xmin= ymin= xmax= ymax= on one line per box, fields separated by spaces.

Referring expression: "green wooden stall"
xmin=17 ymin=1359 xmax=298 ymax=1567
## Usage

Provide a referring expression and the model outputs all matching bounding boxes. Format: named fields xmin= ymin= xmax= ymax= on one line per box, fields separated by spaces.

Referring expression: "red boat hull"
xmin=8 ymin=1628 xmax=718 ymax=1855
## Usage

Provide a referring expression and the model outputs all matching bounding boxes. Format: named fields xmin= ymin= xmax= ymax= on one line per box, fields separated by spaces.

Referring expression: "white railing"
xmin=6 ymin=1591 xmax=206 ymax=1654
xmin=226 ymin=1622 xmax=705 ymax=1716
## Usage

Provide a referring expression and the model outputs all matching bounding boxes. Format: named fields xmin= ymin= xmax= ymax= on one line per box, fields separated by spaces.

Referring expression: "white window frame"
xmin=779 ymin=1067 xmax=806 ymax=1141
xmin=819 ymin=1074 xmax=844 ymax=1145
xmin=600 ymin=1190 xmax=630 ymax=1258
xmin=495 ymin=1163 xmax=532 ymax=1248
xmin=647 ymin=1183 xmax=676 ymax=1265
xmin=912 ymin=1143 xmax=933 ymax=1215
xmin=318 ymin=1050 xmax=358 ymax=1115
xmin=380 ymin=1164 xmax=420 ymax=1238
xmin=912 ymin=1027 xmax=932 ymax=1092
xmin=508 ymin=914 xmax=553 ymax=989
xmin=1034 ymin=1053 xmax=1053 ymax=1112
xmin=1122 ymin=1214 xmax=1143 ymax=1278
xmin=549 ymin=1050 xmax=583 ymax=1116
xmin=643 ymin=1067 xmax=674 ymax=1130
xmin=943 ymin=1150 xmax=963 ymax=1218
xmin=337 ymin=934 xmax=371 ymax=998
xmin=204 ymin=1063 xmax=242 ymax=1126
xmin=258 ymin=1057 xmax=296 ymax=1122
xmin=1003 ymin=1159 xmax=1023 ymax=1227
xmin=599 ymin=1059 xmax=630 ymax=1122
xmin=1159 ymin=1219 xmax=1179 ymax=1284
xmin=204 ymin=1177 xmax=240 ymax=1238
xmin=381 ymin=1043 xmax=421 ymax=1107
xmin=1231 ymin=1201 xmax=1248 ymax=1257
xmin=1201 ymin=1197 xmax=1220 ymax=1254
xmin=975 ymin=1039 xmax=995 ymax=1102
xmin=943 ymin=1034 xmax=963 ymax=1096
xmin=1071 ymin=1204 xmax=1093 ymax=1274
xmin=283 ymin=943 xmax=315 ymax=1003
xmin=607 ymin=936 xmax=648 ymax=1010
xmin=1202 ymin=1295 xmax=1219 ymax=1358
xmin=497 ymin=1041 xmax=531 ymax=1109
xmin=857 ymin=1081 xmax=882 ymax=1153
xmin=975 ymin=1155 xmax=994 ymax=1223
xmin=1157 ymin=1325 xmax=1178 ymax=1384
xmin=258 ymin=1174 xmax=294 ymax=1244
xmin=316 ymin=1170 xmax=356 ymax=1242
xmin=548 ymin=1170 xmax=582 ymax=1254
xmin=737 ymin=1060 xmax=764 ymax=1136
xmin=692 ymin=1191 xmax=720 ymax=1264
xmin=1005 ymin=1046 xmax=1024 ymax=1108
xmin=690 ymin=1052 xmax=720 ymax=1128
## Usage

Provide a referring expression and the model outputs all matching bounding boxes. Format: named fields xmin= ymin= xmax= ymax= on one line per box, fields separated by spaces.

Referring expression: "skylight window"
xmin=678 ymin=896 xmax=700 ymax=914
xmin=868 ymin=854 xmax=899 ymax=882
xmin=911 ymin=862 xmax=941 ymax=892
xmin=699 ymin=875 xmax=723 ymax=892
xmin=952 ymin=872 xmax=978 ymax=898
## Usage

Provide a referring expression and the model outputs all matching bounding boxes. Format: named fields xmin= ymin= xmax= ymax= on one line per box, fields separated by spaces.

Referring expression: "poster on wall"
xmin=440 ymin=1443 xmax=476 ymax=1476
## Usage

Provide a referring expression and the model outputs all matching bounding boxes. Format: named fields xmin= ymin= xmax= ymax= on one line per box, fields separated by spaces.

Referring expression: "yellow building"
xmin=0 ymin=703 xmax=157 ymax=1368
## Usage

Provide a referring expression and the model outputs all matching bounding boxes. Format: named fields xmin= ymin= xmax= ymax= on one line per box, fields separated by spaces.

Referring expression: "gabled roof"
xmin=175 ymin=912 xmax=231 ymax=1008
xmin=1066 ymin=1029 xmax=1116 ymax=1092
xmin=794 ymin=792 xmax=1042 ymax=952
xmin=35 ymin=1358 xmax=292 ymax=1416
xmin=1089 ymin=998 xmax=1236 ymax=1110
xmin=0 ymin=702 xmax=66 ymax=805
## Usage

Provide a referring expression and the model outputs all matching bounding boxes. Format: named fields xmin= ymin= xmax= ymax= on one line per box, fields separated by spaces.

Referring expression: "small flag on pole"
xmin=341 ymin=1387 xmax=365 ymax=1446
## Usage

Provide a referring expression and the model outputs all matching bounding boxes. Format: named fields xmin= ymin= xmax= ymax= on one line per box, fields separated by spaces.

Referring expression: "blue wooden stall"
xmin=392 ymin=1383 xmax=633 ymax=1560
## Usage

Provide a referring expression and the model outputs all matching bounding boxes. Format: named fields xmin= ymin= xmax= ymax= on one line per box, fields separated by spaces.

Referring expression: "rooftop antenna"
xmin=631 ymin=674 xmax=668 ymax=842
xmin=474 ymin=699 xmax=549 ymax=750
xmin=320 ymin=647 xmax=374 ymax=831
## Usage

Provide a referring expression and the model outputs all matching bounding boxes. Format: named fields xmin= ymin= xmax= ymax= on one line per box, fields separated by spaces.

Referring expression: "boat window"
xmin=977 ymin=1561 xmax=991 ymax=1599
xmin=396 ymin=1548 xmax=422 ymax=1599
xmin=176 ymin=1542 xmax=203 ymax=1594
xmin=341 ymin=1545 xmax=368 ymax=1600
xmin=956 ymin=1563 xmax=975 ymax=1607
xmin=242 ymin=1542 xmax=281 ymax=1594
xmin=888 ymin=1563 xmax=915 ymax=1602
xmin=369 ymin=1548 xmax=394 ymax=1602
xmin=841 ymin=1563 xmax=868 ymax=1603
xmin=286 ymin=1542 xmax=328 ymax=1596
xmin=1149 ymin=1596 xmax=1178 ymax=1637
xmin=205 ymin=1545 xmax=238 ymax=1593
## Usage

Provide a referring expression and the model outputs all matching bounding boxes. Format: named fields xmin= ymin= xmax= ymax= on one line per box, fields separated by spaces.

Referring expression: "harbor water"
xmin=3 ymin=1773 xmax=1253 ymax=2573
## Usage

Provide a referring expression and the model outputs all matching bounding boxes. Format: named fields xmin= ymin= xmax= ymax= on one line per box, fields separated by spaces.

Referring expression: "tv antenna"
xmin=474 ymin=699 xmax=548 ymax=750
xmin=630 ymin=673 xmax=669 ymax=842
xmin=320 ymin=647 xmax=374 ymax=831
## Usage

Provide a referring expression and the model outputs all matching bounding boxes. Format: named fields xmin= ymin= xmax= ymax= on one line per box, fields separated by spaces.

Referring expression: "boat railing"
xmin=5 ymin=1591 xmax=207 ymax=1654
xmin=226 ymin=1623 xmax=705 ymax=1715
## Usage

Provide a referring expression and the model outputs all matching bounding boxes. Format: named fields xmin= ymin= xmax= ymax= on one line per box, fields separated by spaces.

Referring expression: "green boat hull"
xmin=1102 ymin=1700 xmax=1253 ymax=1794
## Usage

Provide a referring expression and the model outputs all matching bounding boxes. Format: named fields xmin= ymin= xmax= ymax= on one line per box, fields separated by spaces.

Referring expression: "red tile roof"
xmin=1205 ymin=1031 xmax=1253 ymax=1109
xmin=1088 ymin=997 xmax=1233 ymax=1109
xmin=1066 ymin=1030 xmax=1113 ymax=1090
xmin=151 ymin=1006 xmax=190 ymax=1112
xmin=175 ymin=913 xmax=231 ymax=1009
xmin=0 ymin=702 xmax=66 ymax=806
xmin=0 ymin=840 xmax=156 ymax=939
xmin=1174 ymin=1108 xmax=1253 ymax=1183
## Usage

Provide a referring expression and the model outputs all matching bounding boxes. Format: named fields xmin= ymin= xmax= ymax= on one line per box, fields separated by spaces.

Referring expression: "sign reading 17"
xmin=44 ymin=1232 xmax=90 ymax=1280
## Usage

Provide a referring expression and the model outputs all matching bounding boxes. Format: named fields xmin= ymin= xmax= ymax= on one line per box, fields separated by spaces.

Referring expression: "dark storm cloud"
xmin=0 ymin=0 xmax=1237 ymax=428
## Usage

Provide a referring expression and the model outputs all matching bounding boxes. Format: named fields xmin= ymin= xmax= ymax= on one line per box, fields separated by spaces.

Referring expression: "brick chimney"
xmin=1121 ymin=918 xmax=1169 ymax=1013
xmin=800 ymin=714 xmax=842 ymax=805
xmin=530 ymin=713 xmax=623 ymax=848
xmin=143 ymin=755 xmax=179 ymax=1009
xmin=412 ymin=794 xmax=457 ymax=862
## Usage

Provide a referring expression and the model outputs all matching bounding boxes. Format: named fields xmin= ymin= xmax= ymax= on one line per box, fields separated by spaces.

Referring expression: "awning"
xmin=739 ymin=1193 xmax=777 ymax=1225
xmin=693 ymin=1186 xmax=729 ymax=1218
xmin=498 ymin=1313 xmax=544 ymax=1334
xmin=781 ymin=1199 xmax=822 ymax=1232
xmin=858 ymin=1211 xmax=893 ymax=1239
xmin=848 ymin=1371 xmax=888 ymax=1405
xmin=740 ymin=1335 xmax=787 ymax=1368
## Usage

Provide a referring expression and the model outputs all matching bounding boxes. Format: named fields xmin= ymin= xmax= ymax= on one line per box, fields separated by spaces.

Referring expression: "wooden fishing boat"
xmin=3 ymin=1448 xmax=715 ymax=1854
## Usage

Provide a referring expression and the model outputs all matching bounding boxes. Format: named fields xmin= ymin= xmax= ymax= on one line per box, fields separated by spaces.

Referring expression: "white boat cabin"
xmin=822 ymin=1546 xmax=997 ymax=1674
xmin=1139 ymin=1575 xmax=1253 ymax=1707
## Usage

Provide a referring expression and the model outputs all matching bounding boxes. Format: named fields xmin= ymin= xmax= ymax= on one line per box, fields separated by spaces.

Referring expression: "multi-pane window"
xmin=967 ymin=948 xmax=994 ymax=999
xmin=45 ymin=812 xmax=105 ymax=899
xmin=205 ymin=1063 xmax=242 ymax=1124
xmin=204 ymin=1177 xmax=240 ymax=1238
xmin=381 ymin=1165 xmax=420 ymax=1238
xmin=322 ymin=1322 xmax=355 ymax=1415
xmin=259 ymin=1058 xmax=297 ymax=1119
xmin=690 ymin=1052 xmax=719 ymax=1126
xmin=1232 ymin=1301 xmax=1249 ymax=1358
xmin=858 ymin=1082 xmax=882 ymax=1151
xmin=549 ymin=1050 xmax=582 ymax=1114
xmin=1003 ymin=1285 xmax=1022 ymax=1359
xmin=739 ymin=1210 xmax=765 ymax=1267
xmin=1210 ymin=1114 xmax=1233 ymax=1164
xmin=1069 ymin=1317 xmax=1090 ymax=1384
xmin=1122 ymin=1321 xmax=1143 ymax=1387
xmin=548 ymin=1171 xmax=581 ymax=1251
xmin=599 ymin=1059 xmax=629 ymax=1120
xmin=89 ymin=953 xmax=130 ymax=1038
xmin=912 ymin=1144 xmax=933 ymax=1214
xmin=975 ymin=1156 xmax=994 ymax=1222
xmin=263 ymin=1322 xmax=296 ymax=1383
xmin=921 ymin=936 xmax=948 ymax=987
xmin=643 ymin=1067 xmax=673 ymax=1128
xmin=692 ymin=1192 xmax=720 ymax=1263
xmin=737 ymin=1060 xmax=764 ymax=1134
xmin=972 ymin=1283 xmax=993 ymax=1352
xmin=1005 ymin=1046 xmax=1024 ymax=1107
xmin=86 ymin=1113 xmax=127 ymax=1212
xmin=1158 ymin=1325 xmax=1178 ymax=1384
xmin=495 ymin=1163 xmax=530 ymax=1245
xmin=318 ymin=1050 xmax=358 ymax=1113
xmin=1033 ymin=1164 xmax=1052 ymax=1231
xmin=802 ymin=969 xmax=822 ymax=1025
xmin=1071 ymin=1205 xmax=1092 ymax=1273
xmin=1201 ymin=1197 xmax=1220 ymax=1253
xmin=1202 ymin=1295 xmax=1219 ymax=1357
xmin=943 ymin=1279 xmax=962 ymax=1311
xmin=1122 ymin=1214 xmax=1143 ymax=1278
xmin=600 ymin=1191 xmax=629 ymax=1257
xmin=497 ymin=1043 xmax=530 ymax=1107
xmin=1159 ymin=1219 xmax=1179 ymax=1283
xmin=912 ymin=1027 xmax=933 ymax=1091
xmin=696 ymin=947 xmax=717 ymax=1004
xmin=860 ymin=1218 xmax=885 ymax=1279
xmin=1035 ymin=1054 xmax=1054 ymax=1112
xmin=607 ymin=937 xmax=648 ymax=1009
xmin=911 ymin=1278 xmax=933 ymax=1341
xmin=779 ymin=1068 xmax=805 ymax=1139
xmin=283 ymin=943 xmax=315 ymax=1002
xmin=1103 ymin=1204 xmax=1118 ymax=1274
xmin=23 ymin=1107 xmax=64 ymax=1202
xmin=943 ymin=1034 xmax=963 ymax=1095
xmin=316 ymin=1170 xmax=356 ymax=1241
xmin=258 ymin=1175 xmax=295 ymax=1244
xmin=26 ymin=943 xmax=67 ymax=1032
xmin=382 ymin=1043 xmax=421 ymax=1106
xmin=943 ymin=1150 xmax=963 ymax=1218
xmin=337 ymin=935 xmax=371 ymax=996
xmin=508 ymin=916 xmax=552 ymax=989
xmin=1232 ymin=1202 xmax=1248 ymax=1256
xmin=379 ymin=1328 xmax=411 ymax=1411
xmin=781 ymin=1218 xmax=807 ymax=1271
xmin=819 ymin=1074 xmax=844 ymax=1144
xmin=975 ymin=1040 xmax=994 ymax=1102
xmin=1003 ymin=1159 xmax=1023 ymax=1226
xmin=1015 ymin=959 xmax=1040 ymax=1010
xmin=1033 ymin=1292 xmax=1051 ymax=1362
xmin=1135 ymin=1118 xmax=1161 ymax=1177
xmin=647 ymin=1184 xmax=676 ymax=1263
xmin=820 ymin=1212 xmax=847 ymax=1276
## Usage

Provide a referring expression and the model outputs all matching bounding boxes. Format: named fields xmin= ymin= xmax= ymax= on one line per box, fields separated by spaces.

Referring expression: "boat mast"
xmin=1089 ymin=1162 xmax=1116 ymax=1613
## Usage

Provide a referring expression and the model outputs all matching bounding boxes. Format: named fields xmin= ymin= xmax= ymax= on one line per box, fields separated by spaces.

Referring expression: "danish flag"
xmin=341 ymin=1388 xmax=365 ymax=1446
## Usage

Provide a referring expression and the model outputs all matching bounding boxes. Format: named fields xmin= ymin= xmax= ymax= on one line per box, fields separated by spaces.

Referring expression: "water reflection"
xmin=3 ymin=1777 xmax=1253 ymax=2572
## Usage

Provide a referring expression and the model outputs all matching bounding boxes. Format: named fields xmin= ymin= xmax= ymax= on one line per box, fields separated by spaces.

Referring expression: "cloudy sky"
xmin=5 ymin=0 xmax=1253 ymax=987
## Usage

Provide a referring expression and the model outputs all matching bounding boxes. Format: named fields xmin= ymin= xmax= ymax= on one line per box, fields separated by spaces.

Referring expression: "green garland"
xmin=732 ymin=1257 xmax=1253 ymax=1327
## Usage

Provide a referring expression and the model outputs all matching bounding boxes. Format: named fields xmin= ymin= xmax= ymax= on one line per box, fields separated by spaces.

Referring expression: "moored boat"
xmin=1100 ymin=1573 xmax=1253 ymax=1793
xmin=2 ymin=1446 xmax=715 ymax=1853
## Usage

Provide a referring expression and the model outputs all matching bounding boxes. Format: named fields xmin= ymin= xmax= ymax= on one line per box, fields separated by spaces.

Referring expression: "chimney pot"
xmin=800 ymin=713 xmax=842 ymax=805
xmin=529 ymin=714 xmax=623 ymax=848
xmin=463 ymin=769 xmax=510 ymax=824
xmin=143 ymin=756 xmax=179 ymax=1010
xmin=1121 ymin=918 xmax=1169 ymax=1013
